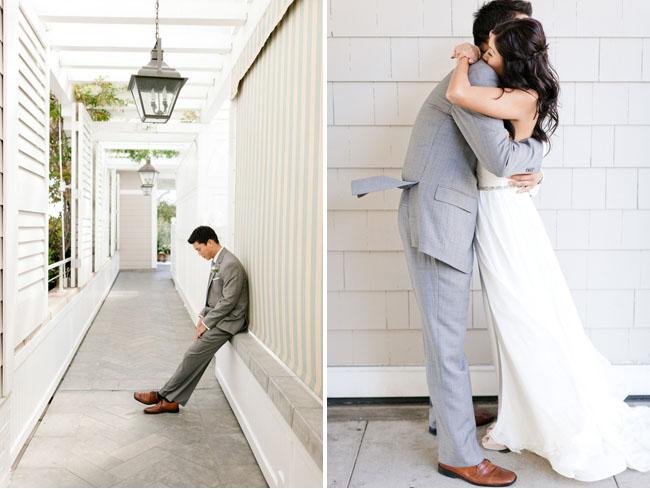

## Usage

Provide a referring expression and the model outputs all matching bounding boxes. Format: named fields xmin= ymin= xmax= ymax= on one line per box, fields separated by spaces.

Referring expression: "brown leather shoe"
xmin=474 ymin=408 xmax=496 ymax=427
xmin=143 ymin=399 xmax=179 ymax=414
xmin=133 ymin=391 xmax=161 ymax=405
xmin=429 ymin=408 xmax=497 ymax=435
xmin=438 ymin=459 xmax=516 ymax=487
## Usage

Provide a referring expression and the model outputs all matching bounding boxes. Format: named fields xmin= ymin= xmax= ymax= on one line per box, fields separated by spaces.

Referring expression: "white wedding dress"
xmin=474 ymin=162 xmax=650 ymax=481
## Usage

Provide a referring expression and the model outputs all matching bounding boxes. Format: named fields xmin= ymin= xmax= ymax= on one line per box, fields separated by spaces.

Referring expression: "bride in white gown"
xmin=447 ymin=18 xmax=650 ymax=482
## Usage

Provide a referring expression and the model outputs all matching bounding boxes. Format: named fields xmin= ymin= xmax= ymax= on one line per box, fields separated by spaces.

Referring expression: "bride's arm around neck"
xmin=446 ymin=57 xmax=537 ymax=122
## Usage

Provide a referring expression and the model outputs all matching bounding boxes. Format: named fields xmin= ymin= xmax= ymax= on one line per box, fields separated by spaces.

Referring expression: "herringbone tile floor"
xmin=9 ymin=264 xmax=267 ymax=488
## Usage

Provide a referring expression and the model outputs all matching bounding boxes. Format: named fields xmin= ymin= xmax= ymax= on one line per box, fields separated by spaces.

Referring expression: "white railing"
xmin=47 ymin=257 xmax=72 ymax=291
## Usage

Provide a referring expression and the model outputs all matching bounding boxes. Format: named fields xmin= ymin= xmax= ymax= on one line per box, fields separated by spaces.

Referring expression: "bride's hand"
xmin=451 ymin=43 xmax=480 ymax=64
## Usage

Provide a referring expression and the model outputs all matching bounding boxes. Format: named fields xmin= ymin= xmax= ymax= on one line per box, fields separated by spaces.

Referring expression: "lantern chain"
xmin=155 ymin=0 xmax=160 ymax=40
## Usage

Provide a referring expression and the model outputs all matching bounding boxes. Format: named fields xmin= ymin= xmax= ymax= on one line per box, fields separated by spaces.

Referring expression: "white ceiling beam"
xmin=95 ymin=131 xmax=197 ymax=144
xmin=101 ymin=141 xmax=190 ymax=151
xmin=52 ymin=45 xmax=232 ymax=55
xmin=60 ymin=64 xmax=222 ymax=73
xmin=57 ymin=51 xmax=224 ymax=69
xmin=95 ymin=102 xmax=203 ymax=117
xmin=32 ymin=0 xmax=247 ymax=20
xmin=64 ymin=68 xmax=217 ymax=84
xmin=93 ymin=121 xmax=201 ymax=134
xmin=41 ymin=15 xmax=247 ymax=27
xmin=43 ymin=24 xmax=234 ymax=48
xmin=70 ymin=79 xmax=214 ymax=89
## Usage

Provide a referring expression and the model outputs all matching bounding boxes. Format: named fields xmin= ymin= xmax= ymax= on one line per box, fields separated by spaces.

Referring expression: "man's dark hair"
xmin=473 ymin=0 xmax=532 ymax=46
xmin=187 ymin=226 xmax=219 ymax=245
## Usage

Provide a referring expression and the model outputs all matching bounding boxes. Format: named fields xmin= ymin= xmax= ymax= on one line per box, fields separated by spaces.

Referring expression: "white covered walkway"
xmin=10 ymin=265 xmax=265 ymax=488
xmin=0 ymin=0 xmax=323 ymax=486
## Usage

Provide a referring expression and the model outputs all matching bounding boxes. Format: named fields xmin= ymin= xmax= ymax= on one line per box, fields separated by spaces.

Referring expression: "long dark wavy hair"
xmin=492 ymin=17 xmax=559 ymax=143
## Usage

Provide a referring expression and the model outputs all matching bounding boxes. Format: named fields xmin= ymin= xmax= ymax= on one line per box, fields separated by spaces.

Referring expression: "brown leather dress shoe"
xmin=429 ymin=408 xmax=497 ymax=435
xmin=143 ymin=399 xmax=179 ymax=414
xmin=474 ymin=408 xmax=497 ymax=428
xmin=133 ymin=391 xmax=161 ymax=405
xmin=438 ymin=459 xmax=516 ymax=487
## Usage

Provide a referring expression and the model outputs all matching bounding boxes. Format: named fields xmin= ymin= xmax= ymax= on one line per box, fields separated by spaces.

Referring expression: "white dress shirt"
xmin=198 ymin=247 xmax=224 ymax=330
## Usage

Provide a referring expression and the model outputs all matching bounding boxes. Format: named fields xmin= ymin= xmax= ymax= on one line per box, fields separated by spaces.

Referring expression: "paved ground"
xmin=328 ymin=400 xmax=650 ymax=488
xmin=10 ymin=264 xmax=267 ymax=488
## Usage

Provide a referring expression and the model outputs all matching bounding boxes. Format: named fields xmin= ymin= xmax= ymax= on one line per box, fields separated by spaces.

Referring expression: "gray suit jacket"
xmin=199 ymin=248 xmax=249 ymax=335
xmin=352 ymin=61 xmax=543 ymax=273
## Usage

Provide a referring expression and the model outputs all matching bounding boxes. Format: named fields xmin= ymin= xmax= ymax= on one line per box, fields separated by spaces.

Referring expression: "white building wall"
xmin=327 ymin=0 xmax=650 ymax=395
xmin=118 ymin=171 xmax=154 ymax=269
xmin=172 ymin=117 xmax=232 ymax=317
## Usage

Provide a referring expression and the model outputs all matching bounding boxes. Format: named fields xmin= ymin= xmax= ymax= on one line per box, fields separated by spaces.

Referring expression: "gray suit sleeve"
xmin=201 ymin=262 xmax=244 ymax=330
xmin=449 ymin=61 xmax=543 ymax=177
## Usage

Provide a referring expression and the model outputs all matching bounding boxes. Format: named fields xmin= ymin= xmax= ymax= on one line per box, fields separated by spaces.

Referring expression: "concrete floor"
xmin=328 ymin=401 xmax=650 ymax=488
xmin=9 ymin=264 xmax=267 ymax=488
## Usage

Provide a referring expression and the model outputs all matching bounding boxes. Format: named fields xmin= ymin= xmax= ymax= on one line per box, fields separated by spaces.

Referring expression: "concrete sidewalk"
xmin=328 ymin=401 xmax=650 ymax=488
xmin=9 ymin=264 xmax=267 ymax=488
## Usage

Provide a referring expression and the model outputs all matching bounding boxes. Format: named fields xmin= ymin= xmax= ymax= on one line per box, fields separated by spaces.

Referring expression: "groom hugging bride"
xmin=352 ymin=0 xmax=650 ymax=485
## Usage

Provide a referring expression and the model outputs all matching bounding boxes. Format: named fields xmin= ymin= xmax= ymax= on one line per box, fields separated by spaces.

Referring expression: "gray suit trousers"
xmin=398 ymin=195 xmax=483 ymax=467
xmin=158 ymin=326 xmax=232 ymax=406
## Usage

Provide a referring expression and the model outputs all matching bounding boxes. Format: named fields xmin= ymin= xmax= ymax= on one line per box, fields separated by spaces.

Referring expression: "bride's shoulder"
xmin=504 ymin=87 xmax=538 ymax=110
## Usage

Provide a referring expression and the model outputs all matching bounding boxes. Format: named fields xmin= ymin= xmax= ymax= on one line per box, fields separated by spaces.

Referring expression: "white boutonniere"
xmin=211 ymin=263 xmax=220 ymax=280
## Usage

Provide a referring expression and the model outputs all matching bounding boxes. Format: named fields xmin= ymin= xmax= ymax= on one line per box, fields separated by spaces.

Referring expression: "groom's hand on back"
xmin=509 ymin=172 xmax=543 ymax=193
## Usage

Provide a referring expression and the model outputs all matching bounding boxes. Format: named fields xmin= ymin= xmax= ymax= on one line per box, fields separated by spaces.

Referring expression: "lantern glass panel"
xmin=129 ymin=75 xmax=186 ymax=123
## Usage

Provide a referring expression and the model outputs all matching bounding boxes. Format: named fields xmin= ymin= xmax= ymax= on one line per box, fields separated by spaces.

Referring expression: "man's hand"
xmin=193 ymin=321 xmax=208 ymax=340
xmin=451 ymin=43 xmax=480 ymax=64
xmin=508 ymin=172 xmax=543 ymax=193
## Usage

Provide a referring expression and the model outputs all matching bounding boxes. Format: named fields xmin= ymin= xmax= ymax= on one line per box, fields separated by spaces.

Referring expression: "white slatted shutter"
xmin=14 ymin=5 xmax=50 ymax=346
xmin=110 ymin=169 xmax=118 ymax=256
xmin=73 ymin=104 xmax=93 ymax=287
xmin=93 ymin=148 xmax=109 ymax=270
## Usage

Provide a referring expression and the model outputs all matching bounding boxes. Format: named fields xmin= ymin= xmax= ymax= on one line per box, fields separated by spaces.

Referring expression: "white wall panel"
xmin=328 ymin=0 xmax=650 ymax=396
xmin=11 ymin=255 xmax=119 ymax=464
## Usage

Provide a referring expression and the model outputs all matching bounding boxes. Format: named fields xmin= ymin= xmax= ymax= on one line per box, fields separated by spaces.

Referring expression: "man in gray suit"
xmin=134 ymin=226 xmax=249 ymax=414
xmin=352 ymin=1 xmax=541 ymax=485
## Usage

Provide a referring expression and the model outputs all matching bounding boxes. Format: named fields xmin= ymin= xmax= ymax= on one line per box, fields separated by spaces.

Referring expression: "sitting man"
xmin=134 ymin=225 xmax=249 ymax=413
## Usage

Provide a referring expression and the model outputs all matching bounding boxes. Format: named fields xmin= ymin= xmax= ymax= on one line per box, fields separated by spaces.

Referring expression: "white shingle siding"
xmin=328 ymin=0 xmax=650 ymax=370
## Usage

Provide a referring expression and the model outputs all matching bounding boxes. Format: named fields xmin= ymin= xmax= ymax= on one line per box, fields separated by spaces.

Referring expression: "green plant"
xmin=157 ymin=201 xmax=176 ymax=256
xmin=48 ymin=94 xmax=72 ymax=290
xmin=181 ymin=110 xmax=199 ymax=123
xmin=72 ymin=78 xmax=130 ymax=121
xmin=109 ymin=149 xmax=180 ymax=163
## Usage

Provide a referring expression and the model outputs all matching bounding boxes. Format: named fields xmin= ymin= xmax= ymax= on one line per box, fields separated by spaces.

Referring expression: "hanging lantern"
xmin=138 ymin=157 xmax=159 ymax=189
xmin=128 ymin=1 xmax=187 ymax=123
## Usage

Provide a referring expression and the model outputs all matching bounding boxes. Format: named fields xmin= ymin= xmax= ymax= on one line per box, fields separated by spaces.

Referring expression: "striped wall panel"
xmin=74 ymin=104 xmax=93 ymax=286
xmin=15 ymin=5 xmax=49 ymax=346
xmin=0 ymin=0 xmax=5 ymax=397
xmin=230 ymin=0 xmax=294 ymax=99
xmin=234 ymin=0 xmax=323 ymax=396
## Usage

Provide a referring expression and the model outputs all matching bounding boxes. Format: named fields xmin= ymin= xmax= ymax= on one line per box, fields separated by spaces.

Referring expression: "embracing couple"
xmin=353 ymin=0 xmax=650 ymax=485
